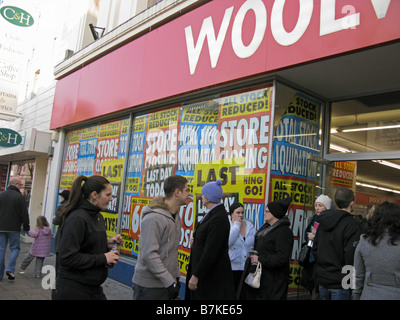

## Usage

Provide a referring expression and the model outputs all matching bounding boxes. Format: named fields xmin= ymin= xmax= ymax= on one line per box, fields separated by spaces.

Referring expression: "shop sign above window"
xmin=0 ymin=128 xmax=22 ymax=147
xmin=0 ymin=6 xmax=34 ymax=27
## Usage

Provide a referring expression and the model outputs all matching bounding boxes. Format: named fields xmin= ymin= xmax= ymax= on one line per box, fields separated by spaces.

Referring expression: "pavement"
xmin=0 ymin=239 xmax=133 ymax=300
xmin=1 ymin=239 xmax=310 ymax=302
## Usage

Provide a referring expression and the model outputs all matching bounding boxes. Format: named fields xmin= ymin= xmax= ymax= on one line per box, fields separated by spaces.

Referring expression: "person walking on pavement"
xmin=20 ymin=215 xmax=53 ymax=278
xmin=0 ymin=177 xmax=30 ymax=281
xmin=132 ymin=175 xmax=191 ymax=300
xmin=312 ymin=188 xmax=362 ymax=300
xmin=52 ymin=175 xmax=123 ymax=300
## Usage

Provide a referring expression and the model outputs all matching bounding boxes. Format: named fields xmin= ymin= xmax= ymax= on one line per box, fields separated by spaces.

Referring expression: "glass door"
xmin=9 ymin=159 xmax=35 ymax=207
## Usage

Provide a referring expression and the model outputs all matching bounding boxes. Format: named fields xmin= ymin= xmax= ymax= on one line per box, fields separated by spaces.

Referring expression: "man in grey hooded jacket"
xmin=132 ymin=175 xmax=191 ymax=300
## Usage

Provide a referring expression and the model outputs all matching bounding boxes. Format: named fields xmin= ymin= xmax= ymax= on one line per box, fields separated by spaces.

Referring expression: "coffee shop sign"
xmin=0 ymin=128 xmax=22 ymax=148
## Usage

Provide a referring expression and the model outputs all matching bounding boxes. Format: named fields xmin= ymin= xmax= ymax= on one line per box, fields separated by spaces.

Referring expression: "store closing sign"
xmin=219 ymin=87 xmax=271 ymax=172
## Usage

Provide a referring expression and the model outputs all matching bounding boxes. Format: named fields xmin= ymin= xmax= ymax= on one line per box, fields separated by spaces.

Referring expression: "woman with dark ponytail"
xmin=52 ymin=175 xmax=123 ymax=300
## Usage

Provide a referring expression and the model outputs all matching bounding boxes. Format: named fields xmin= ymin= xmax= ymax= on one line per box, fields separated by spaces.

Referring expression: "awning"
xmin=0 ymin=128 xmax=51 ymax=164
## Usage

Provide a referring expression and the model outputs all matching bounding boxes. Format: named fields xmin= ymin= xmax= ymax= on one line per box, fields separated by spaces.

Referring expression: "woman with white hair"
xmin=300 ymin=194 xmax=332 ymax=299
xmin=307 ymin=194 xmax=332 ymax=242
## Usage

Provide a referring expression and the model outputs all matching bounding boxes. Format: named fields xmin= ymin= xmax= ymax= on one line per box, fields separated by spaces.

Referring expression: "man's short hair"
xmin=334 ymin=188 xmax=355 ymax=209
xmin=9 ymin=177 xmax=21 ymax=187
xmin=164 ymin=175 xmax=188 ymax=198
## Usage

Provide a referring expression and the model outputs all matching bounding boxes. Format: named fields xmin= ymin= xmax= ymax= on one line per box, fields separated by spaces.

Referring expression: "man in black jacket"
xmin=312 ymin=188 xmax=362 ymax=300
xmin=0 ymin=178 xmax=30 ymax=280
xmin=186 ymin=180 xmax=235 ymax=300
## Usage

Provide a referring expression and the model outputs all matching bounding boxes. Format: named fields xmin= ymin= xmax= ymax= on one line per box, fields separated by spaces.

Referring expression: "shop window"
xmin=122 ymin=84 xmax=273 ymax=277
xmin=273 ymin=83 xmax=323 ymax=292
xmin=329 ymin=91 xmax=400 ymax=221
xmin=9 ymin=159 xmax=35 ymax=206
xmin=58 ymin=118 xmax=130 ymax=240
xmin=58 ymin=85 xmax=274 ymax=273
xmin=0 ymin=165 xmax=8 ymax=191
xmin=330 ymin=91 xmax=400 ymax=153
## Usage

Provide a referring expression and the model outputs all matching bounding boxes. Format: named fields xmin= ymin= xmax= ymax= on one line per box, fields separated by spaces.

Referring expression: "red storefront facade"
xmin=51 ymin=0 xmax=400 ymax=295
xmin=51 ymin=0 xmax=400 ymax=129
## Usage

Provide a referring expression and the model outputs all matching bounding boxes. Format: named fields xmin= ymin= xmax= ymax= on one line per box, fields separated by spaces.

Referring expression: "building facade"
xmin=49 ymin=0 xmax=400 ymax=296
xmin=0 ymin=0 xmax=170 ymax=241
xmin=2 ymin=0 xmax=399 ymax=297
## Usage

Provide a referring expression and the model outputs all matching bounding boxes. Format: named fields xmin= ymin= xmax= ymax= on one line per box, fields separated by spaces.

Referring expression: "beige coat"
xmin=132 ymin=196 xmax=181 ymax=288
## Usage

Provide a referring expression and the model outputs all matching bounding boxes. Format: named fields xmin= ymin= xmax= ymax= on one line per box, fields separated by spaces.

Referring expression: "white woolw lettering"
xmin=370 ymin=0 xmax=391 ymax=19
xmin=320 ymin=0 xmax=360 ymax=36
xmin=341 ymin=6 xmax=358 ymax=30
xmin=185 ymin=6 xmax=234 ymax=75
xmin=232 ymin=0 xmax=267 ymax=58
xmin=185 ymin=0 xmax=392 ymax=74
xmin=271 ymin=0 xmax=313 ymax=46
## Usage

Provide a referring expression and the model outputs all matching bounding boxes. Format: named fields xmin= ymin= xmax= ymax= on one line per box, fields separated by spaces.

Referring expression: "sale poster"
xmin=57 ymin=118 xmax=129 ymax=251
xmin=331 ymin=161 xmax=356 ymax=188
xmin=58 ymin=85 xmax=279 ymax=278
xmin=270 ymin=92 xmax=322 ymax=290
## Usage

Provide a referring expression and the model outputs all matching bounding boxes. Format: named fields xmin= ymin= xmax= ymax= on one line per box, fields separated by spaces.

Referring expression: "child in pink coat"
xmin=20 ymin=216 xmax=53 ymax=278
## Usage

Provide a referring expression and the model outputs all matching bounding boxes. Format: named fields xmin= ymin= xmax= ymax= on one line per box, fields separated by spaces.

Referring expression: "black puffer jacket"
xmin=312 ymin=210 xmax=362 ymax=289
xmin=57 ymin=199 xmax=108 ymax=287
xmin=0 ymin=185 xmax=29 ymax=232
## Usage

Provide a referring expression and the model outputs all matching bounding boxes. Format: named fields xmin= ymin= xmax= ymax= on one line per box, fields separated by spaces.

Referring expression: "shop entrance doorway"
xmin=292 ymin=156 xmax=400 ymax=299
xmin=314 ymin=158 xmax=400 ymax=221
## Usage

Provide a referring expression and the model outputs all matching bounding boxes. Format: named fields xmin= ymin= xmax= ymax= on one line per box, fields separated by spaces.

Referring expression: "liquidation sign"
xmin=270 ymin=92 xmax=322 ymax=291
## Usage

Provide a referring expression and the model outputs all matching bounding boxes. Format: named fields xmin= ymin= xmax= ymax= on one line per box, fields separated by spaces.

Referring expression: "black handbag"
xmin=298 ymin=241 xmax=312 ymax=267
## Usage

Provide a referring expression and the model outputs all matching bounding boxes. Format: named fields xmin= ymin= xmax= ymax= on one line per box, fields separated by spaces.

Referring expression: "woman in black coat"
xmin=52 ymin=175 xmax=123 ymax=300
xmin=186 ymin=180 xmax=235 ymax=300
xmin=239 ymin=196 xmax=293 ymax=300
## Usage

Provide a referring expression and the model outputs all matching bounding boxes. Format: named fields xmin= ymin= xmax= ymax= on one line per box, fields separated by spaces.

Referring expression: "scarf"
xmin=255 ymin=216 xmax=290 ymax=240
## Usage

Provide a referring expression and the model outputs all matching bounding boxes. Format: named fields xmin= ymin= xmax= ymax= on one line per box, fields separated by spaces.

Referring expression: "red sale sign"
xmin=128 ymin=197 xmax=152 ymax=240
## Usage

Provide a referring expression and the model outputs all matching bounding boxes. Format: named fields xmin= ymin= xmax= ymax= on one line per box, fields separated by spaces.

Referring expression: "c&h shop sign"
xmin=0 ymin=128 xmax=22 ymax=147
xmin=0 ymin=6 xmax=34 ymax=27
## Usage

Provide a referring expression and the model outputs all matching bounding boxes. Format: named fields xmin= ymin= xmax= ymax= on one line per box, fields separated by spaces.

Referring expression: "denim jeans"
xmin=0 ymin=232 xmax=21 ymax=279
xmin=319 ymin=285 xmax=351 ymax=300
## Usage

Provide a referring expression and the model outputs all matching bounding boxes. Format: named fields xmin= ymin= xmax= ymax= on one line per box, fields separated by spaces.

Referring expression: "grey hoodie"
xmin=132 ymin=196 xmax=181 ymax=288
